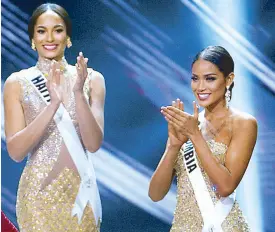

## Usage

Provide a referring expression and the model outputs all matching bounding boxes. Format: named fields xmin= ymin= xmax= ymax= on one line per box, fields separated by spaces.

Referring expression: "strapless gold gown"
xmin=170 ymin=140 xmax=250 ymax=232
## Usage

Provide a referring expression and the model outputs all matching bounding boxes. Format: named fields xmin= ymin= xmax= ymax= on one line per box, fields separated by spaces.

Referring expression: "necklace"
xmin=200 ymin=112 xmax=229 ymax=140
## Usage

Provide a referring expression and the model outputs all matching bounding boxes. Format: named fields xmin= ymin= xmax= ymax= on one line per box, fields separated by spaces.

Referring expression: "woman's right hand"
xmin=167 ymin=99 xmax=188 ymax=148
xmin=149 ymin=98 xmax=187 ymax=202
xmin=46 ymin=61 xmax=62 ymax=107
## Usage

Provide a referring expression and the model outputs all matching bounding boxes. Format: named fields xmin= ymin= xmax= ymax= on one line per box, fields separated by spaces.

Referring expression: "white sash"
xmin=181 ymin=140 xmax=235 ymax=232
xmin=27 ymin=70 xmax=102 ymax=226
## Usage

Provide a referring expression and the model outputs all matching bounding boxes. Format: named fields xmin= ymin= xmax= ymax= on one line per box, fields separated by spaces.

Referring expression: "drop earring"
xmin=225 ymin=86 xmax=231 ymax=109
xmin=31 ymin=40 xmax=36 ymax=50
xmin=67 ymin=37 xmax=72 ymax=48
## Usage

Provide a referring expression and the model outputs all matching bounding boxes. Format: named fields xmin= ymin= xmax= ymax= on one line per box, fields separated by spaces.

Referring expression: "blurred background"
xmin=1 ymin=0 xmax=275 ymax=231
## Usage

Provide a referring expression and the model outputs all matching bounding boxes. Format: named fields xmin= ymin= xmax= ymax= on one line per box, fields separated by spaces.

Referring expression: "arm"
xmin=74 ymin=70 xmax=106 ymax=153
xmin=4 ymin=74 xmax=60 ymax=162
xmin=161 ymin=103 xmax=258 ymax=197
xmin=149 ymin=99 xmax=187 ymax=201
xmin=190 ymin=116 xmax=257 ymax=197
xmin=149 ymin=139 xmax=179 ymax=202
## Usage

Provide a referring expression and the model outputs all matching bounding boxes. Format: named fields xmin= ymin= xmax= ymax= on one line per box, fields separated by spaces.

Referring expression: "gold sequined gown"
xmin=171 ymin=140 xmax=250 ymax=232
xmin=13 ymin=58 xmax=99 ymax=232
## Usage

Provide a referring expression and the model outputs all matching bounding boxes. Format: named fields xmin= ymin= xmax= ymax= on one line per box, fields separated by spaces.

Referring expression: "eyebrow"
xmin=36 ymin=24 xmax=64 ymax=29
xmin=192 ymin=73 xmax=217 ymax=77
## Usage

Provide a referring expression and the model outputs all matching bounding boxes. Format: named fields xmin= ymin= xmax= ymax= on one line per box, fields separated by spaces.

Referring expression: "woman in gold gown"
xmin=149 ymin=46 xmax=257 ymax=231
xmin=4 ymin=3 xmax=105 ymax=232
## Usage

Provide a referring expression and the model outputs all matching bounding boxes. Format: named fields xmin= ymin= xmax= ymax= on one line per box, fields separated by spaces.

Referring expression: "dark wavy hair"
xmin=192 ymin=45 xmax=234 ymax=99
xmin=28 ymin=3 xmax=72 ymax=42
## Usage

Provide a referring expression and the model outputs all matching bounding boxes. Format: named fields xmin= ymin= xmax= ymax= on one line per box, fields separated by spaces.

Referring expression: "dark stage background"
xmin=2 ymin=0 xmax=275 ymax=231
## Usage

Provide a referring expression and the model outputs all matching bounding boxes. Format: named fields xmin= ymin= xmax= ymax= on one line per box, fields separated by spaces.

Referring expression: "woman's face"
xmin=32 ymin=10 xmax=67 ymax=60
xmin=191 ymin=58 xmax=229 ymax=108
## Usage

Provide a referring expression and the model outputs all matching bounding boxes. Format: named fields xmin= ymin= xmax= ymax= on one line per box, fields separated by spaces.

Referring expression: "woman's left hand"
xmin=161 ymin=101 xmax=200 ymax=139
xmin=73 ymin=52 xmax=89 ymax=93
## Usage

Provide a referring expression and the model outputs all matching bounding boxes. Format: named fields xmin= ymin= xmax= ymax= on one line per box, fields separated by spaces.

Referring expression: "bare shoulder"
xmin=4 ymin=67 xmax=35 ymax=98
xmin=88 ymin=68 xmax=104 ymax=81
xmin=4 ymin=72 xmax=21 ymax=94
xmin=4 ymin=68 xmax=33 ymax=86
xmin=5 ymin=71 xmax=19 ymax=84
xmin=87 ymin=68 xmax=105 ymax=88
xmin=230 ymin=108 xmax=258 ymax=134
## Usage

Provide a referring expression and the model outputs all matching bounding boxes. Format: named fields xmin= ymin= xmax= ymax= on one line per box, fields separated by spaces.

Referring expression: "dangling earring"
xmin=31 ymin=40 xmax=36 ymax=50
xmin=67 ymin=37 xmax=72 ymax=48
xmin=225 ymin=86 xmax=231 ymax=109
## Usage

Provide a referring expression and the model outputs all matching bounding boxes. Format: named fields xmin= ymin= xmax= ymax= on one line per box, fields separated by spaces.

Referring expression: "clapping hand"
xmin=162 ymin=99 xmax=188 ymax=148
xmin=161 ymin=100 xmax=200 ymax=140
xmin=73 ymin=52 xmax=89 ymax=93
xmin=46 ymin=60 xmax=63 ymax=107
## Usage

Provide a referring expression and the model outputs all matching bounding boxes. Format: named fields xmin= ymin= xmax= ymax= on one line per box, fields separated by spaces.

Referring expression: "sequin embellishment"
xmin=14 ymin=64 xmax=99 ymax=232
xmin=170 ymin=140 xmax=250 ymax=232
